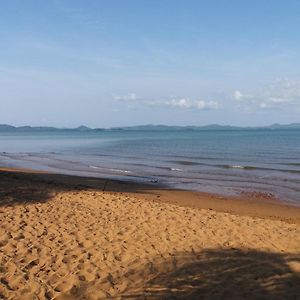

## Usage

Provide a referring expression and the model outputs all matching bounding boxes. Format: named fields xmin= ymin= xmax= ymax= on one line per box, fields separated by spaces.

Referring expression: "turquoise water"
xmin=0 ymin=129 xmax=300 ymax=205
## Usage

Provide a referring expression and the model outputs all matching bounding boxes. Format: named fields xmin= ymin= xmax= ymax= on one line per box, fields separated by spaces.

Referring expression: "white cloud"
xmin=233 ymin=90 xmax=243 ymax=100
xmin=233 ymin=90 xmax=252 ymax=101
xmin=233 ymin=79 xmax=300 ymax=109
xmin=163 ymin=98 xmax=219 ymax=110
xmin=114 ymin=93 xmax=138 ymax=101
xmin=114 ymin=94 xmax=219 ymax=110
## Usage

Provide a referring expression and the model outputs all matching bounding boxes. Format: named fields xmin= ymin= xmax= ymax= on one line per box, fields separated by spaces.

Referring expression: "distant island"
xmin=0 ymin=123 xmax=300 ymax=132
xmin=0 ymin=124 xmax=104 ymax=132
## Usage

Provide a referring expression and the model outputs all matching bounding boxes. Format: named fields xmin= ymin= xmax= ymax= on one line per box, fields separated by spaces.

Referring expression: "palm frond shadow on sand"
xmin=121 ymin=248 xmax=300 ymax=300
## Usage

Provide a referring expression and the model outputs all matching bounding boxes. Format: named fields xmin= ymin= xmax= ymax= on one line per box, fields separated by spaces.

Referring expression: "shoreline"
xmin=1 ymin=166 xmax=299 ymax=224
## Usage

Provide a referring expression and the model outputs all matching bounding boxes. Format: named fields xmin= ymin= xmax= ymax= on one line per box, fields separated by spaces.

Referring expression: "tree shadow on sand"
xmin=0 ymin=169 xmax=162 ymax=206
xmin=121 ymin=248 xmax=300 ymax=300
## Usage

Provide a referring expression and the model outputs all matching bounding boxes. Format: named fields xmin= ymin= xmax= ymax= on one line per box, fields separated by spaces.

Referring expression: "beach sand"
xmin=0 ymin=168 xmax=299 ymax=299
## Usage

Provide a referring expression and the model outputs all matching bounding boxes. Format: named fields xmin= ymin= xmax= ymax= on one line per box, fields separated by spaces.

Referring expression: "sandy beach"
xmin=0 ymin=168 xmax=300 ymax=299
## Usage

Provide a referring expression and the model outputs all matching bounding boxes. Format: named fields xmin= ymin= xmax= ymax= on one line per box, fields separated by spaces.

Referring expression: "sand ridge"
xmin=0 ymin=171 xmax=300 ymax=299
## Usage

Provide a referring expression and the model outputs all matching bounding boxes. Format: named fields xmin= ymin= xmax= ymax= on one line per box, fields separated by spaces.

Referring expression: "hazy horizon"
xmin=1 ymin=1 xmax=300 ymax=127
xmin=3 ymin=121 xmax=300 ymax=129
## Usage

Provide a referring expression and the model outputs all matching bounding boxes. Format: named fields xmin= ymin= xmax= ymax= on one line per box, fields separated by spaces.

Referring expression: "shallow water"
xmin=0 ymin=129 xmax=299 ymax=205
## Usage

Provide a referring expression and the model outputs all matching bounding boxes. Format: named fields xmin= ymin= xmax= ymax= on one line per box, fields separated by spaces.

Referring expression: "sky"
xmin=0 ymin=0 xmax=300 ymax=128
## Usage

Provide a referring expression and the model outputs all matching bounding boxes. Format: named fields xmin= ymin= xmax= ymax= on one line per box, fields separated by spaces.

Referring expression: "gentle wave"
xmin=169 ymin=160 xmax=300 ymax=174
xmin=108 ymin=168 xmax=132 ymax=174
xmin=226 ymin=165 xmax=245 ymax=169
xmin=171 ymin=168 xmax=184 ymax=172
xmin=89 ymin=165 xmax=101 ymax=169
xmin=221 ymin=165 xmax=258 ymax=170
xmin=220 ymin=164 xmax=300 ymax=174
xmin=90 ymin=165 xmax=132 ymax=174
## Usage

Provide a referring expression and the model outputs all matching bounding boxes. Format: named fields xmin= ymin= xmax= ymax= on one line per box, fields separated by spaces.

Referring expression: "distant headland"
xmin=0 ymin=123 xmax=300 ymax=132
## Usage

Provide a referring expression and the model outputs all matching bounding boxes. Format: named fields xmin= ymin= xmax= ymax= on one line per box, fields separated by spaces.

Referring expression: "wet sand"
xmin=0 ymin=168 xmax=299 ymax=299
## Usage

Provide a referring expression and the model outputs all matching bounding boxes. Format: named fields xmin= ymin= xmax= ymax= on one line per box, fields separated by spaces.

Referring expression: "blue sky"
xmin=0 ymin=0 xmax=300 ymax=127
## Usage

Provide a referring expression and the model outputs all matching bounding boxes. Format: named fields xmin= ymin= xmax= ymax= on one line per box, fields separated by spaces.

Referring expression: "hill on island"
xmin=0 ymin=123 xmax=300 ymax=132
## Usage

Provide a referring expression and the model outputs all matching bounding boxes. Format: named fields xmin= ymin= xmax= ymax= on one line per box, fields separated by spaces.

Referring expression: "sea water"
xmin=0 ymin=129 xmax=299 ymax=205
